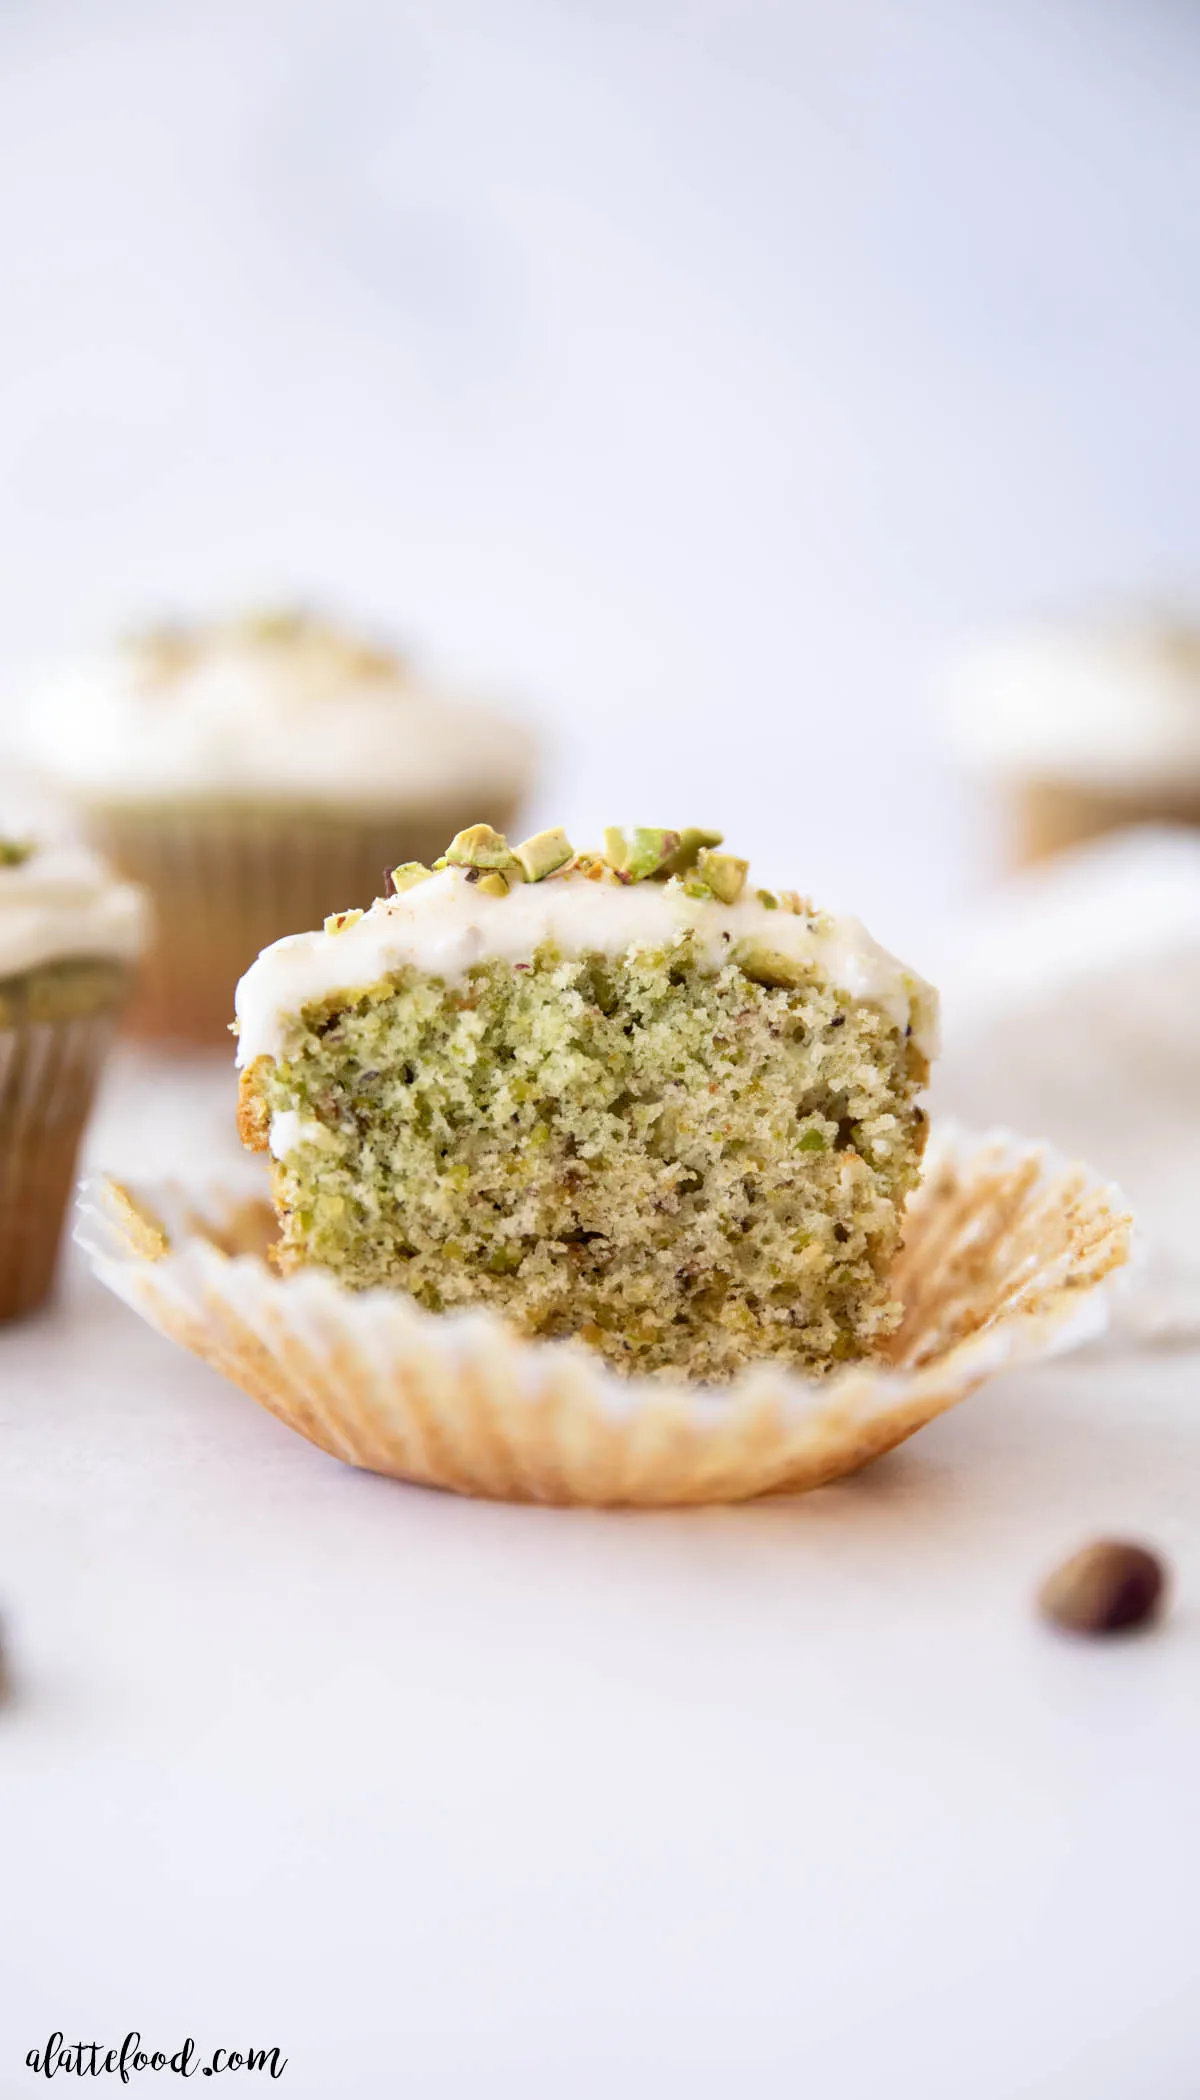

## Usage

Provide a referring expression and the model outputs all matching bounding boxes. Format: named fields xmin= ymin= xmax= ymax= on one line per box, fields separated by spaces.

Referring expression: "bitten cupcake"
xmin=0 ymin=837 xmax=147 ymax=1321
xmin=16 ymin=609 xmax=537 ymax=1046
xmin=236 ymin=823 xmax=938 ymax=1382
xmin=79 ymin=821 xmax=1131 ymax=1505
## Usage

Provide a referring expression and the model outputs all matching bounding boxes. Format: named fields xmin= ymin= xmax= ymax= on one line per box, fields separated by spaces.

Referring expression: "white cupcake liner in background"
xmin=76 ymin=1129 xmax=1132 ymax=1507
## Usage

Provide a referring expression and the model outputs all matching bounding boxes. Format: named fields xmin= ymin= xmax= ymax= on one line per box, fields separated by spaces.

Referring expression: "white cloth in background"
xmin=930 ymin=827 xmax=1200 ymax=1339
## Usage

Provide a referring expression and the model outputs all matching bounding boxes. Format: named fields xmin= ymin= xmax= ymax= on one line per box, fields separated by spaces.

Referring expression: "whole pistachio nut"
xmin=1038 ymin=1540 xmax=1167 ymax=1635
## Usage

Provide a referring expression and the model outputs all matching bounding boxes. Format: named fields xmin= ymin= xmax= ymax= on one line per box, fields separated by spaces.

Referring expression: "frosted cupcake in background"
xmin=16 ymin=609 xmax=537 ymax=1045
xmin=942 ymin=610 xmax=1200 ymax=866
xmin=0 ymin=837 xmax=147 ymax=1320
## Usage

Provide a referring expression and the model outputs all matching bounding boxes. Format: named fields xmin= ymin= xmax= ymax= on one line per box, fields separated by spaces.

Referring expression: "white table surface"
xmin=2 ymin=1049 xmax=1198 ymax=2098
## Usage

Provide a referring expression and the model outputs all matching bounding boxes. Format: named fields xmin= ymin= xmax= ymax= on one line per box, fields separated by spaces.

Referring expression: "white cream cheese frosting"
xmin=16 ymin=612 xmax=535 ymax=809
xmin=235 ymin=866 xmax=939 ymax=1070
xmin=0 ymin=842 xmax=149 ymax=979
xmin=944 ymin=612 xmax=1200 ymax=786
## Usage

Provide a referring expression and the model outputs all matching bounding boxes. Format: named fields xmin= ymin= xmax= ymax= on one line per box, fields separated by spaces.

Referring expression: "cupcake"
xmin=943 ymin=610 xmax=1200 ymax=866
xmin=0 ymin=837 xmax=148 ymax=1320
xmin=235 ymin=823 xmax=938 ymax=1382
xmin=80 ymin=827 xmax=1131 ymax=1505
xmin=16 ymin=609 xmax=536 ymax=1046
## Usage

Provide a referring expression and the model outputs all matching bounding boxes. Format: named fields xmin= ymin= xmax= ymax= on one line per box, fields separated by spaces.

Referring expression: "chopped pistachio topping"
xmin=445 ymin=823 xmax=519 ymax=872
xmin=388 ymin=862 xmax=432 ymax=895
xmin=514 ymin=827 xmax=573 ymax=882
xmin=473 ymin=870 xmax=512 ymax=899
xmin=696 ymin=850 xmax=748 ymax=905
xmin=659 ymin=827 xmax=723 ymax=878
xmin=324 ymin=908 xmax=365 ymax=936
xmin=603 ymin=827 xmax=681 ymax=882
xmin=411 ymin=821 xmax=810 ymax=923
xmin=0 ymin=838 xmax=34 ymax=868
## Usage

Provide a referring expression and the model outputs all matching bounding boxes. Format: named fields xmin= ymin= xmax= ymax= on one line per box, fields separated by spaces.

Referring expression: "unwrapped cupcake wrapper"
xmin=81 ymin=795 xmax=527 ymax=1048
xmin=77 ymin=1129 xmax=1132 ymax=1506
xmin=1 ymin=1007 xmax=121 ymax=1321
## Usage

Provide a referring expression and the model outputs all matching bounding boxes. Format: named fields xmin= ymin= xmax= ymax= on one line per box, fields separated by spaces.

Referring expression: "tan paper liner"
xmin=1 ymin=1006 xmax=122 ymax=1322
xmin=80 ymin=794 xmax=527 ymax=1048
xmin=76 ymin=1129 xmax=1132 ymax=1506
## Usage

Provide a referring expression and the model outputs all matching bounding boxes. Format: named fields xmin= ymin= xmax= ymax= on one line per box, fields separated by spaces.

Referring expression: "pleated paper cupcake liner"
xmin=76 ymin=1129 xmax=1132 ymax=1506
xmin=79 ymin=794 xmax=528 ymax=1048
xmin=1 ymin=1005 xmax=122 ymax=1322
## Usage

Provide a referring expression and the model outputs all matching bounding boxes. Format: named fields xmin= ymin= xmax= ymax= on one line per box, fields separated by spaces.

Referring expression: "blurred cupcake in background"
xmin=942 ymin=609 xmax=1200 ymax=867
xmin=1 ymin=835 xmax=148 ymax=1320
xmin=15 ymin=608 xmax=537 ymax=1045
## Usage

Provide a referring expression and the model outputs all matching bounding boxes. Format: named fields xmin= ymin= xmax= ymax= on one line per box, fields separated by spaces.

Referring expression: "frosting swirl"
xmin=944 ymin=612 xmax=1200 ymax=786
xmin=0 ymin=841 xmax=149 ymax=979
xmin=16 ymin=610 xmax=535 ymax=808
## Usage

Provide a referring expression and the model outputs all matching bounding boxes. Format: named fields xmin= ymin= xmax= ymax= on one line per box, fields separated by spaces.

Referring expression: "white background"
xmin=3 ymin=4 xmax=1200 ymax=2094
xmin=2 ymin=0 xmax=1200 ymax=938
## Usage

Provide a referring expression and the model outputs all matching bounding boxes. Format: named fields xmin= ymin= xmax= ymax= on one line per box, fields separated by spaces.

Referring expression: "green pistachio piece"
xmin=474 ymin=870 xmax=511 ymax=898
xmin=603 ymin=827 xmax=681 ymax=882
xmin=514 ymin=826 xmax=573 ymax=882
xmin=387 ymin=861 xmax=432 ymax=895
xmin=696 ymin=850 xmax=749 ymax=905
xmin=0 ymin=838 xmax=34 ymax=867
xmin=445 ymin=824 xmax=519 ymax=871
xmin=324 ymin=908 xmax=364 ymax=935
xmin=756 ymin=888 xmax=779 ymax=910
xmin=682 ymin=879 xmax=714 ymax=900
xmin=734 ymin=941 xmax=809 ymax=989
xmin=797 ymin=1126 xmax=827 ymax=1152
xmin=658 ymin=827 xmax=724 ymax=878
